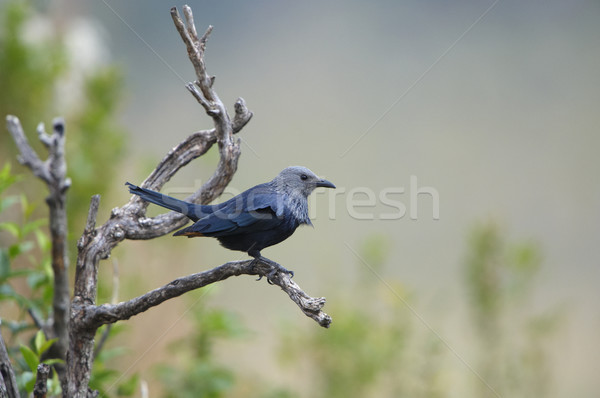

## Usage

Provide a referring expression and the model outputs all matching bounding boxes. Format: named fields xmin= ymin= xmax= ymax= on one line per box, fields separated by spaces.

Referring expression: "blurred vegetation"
xmin=156 ymin=291 xmax=248 ymax=398
xmin=0 ymin=163 xmax=59 ymax=395
xmin=465 ymin=222 xmax=560 ymax=398
xmin=0 ymin=2 xmax=562 ymax=397
xmin=0 ymin=1 xmax=129 ymax=395
xmin=0 ymin=0 xmax=126 ymax=235
xmin=265 ymin=228 xmax=560 ymax=398
xmin=0 ymin=1 xmax=65 ymax=138
xmin=0 ymin=164 xmax=138 ymax=396
xmin=277 ymin=234 xmax=446 ymax=398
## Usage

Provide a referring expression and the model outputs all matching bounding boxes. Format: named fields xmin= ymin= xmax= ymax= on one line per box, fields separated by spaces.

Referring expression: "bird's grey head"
xmin=272 ymin=166 xmax=336 ymax=197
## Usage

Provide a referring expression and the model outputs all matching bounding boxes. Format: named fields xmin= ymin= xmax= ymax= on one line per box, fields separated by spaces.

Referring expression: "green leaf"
xmin=0 ymin=249 xmax=9 ymax=278
xmin=34 ymin=330 xmax=57 ymax=356
xmin=0 ymin=163 xmax=20 ymax=194
xmin=2 ymin=268 xmax=35 ymax=281
xmin=27 ymin=269 xmax=50 ymax=290
xmin=43 ymin=358 xmax=65 ymax=366
xmin=0 ymin=196 xmax=19 ymax=213
xmin=47 ymin=371 xmax=63 ymax=396
xmin=39 ymin=338 xmax=58 ymax=357
xmin=0 ymin=222 xmax=20 ymax=238
xmin=8 ymin=241 xmax=34 ymax=258
xmin=20 ymin=344 xmax=39 ymax=372
xmin=0 ymin=283 xmax=38 ymax=308
xmin=34 ymin=330 xmax=45 ymax=354
xmin=35 ymin=228 xmax=51 ymax=251
xmin=18 ymin=371 xmax=35 ymax=394
xmin=22 ymin=218 xmax=47 ymax=236
xmin=2 ymin=319 xmax=32 ymax=335
xmin=117 ymin=373 xmax=139 ymax=396
xmin=20 ymin=194 xmax=35 ymax=220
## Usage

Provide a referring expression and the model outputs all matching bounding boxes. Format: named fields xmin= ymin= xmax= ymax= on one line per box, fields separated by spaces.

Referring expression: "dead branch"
xmin=6 ymin=116 xmax=70 ymax=385
xmin=33 ymin=364 xmax=50 ymax=398
xmin=65 ymin=6 xmax=254 ymax=397
xmin=0 ymin=325 xmax=19 ymax=398
xmin=6 ymin=5 xmax=330 ymax=397
xmin=0 ymin=322 xmax=19 ymax=398
xmin=80 ymin=258 xmax=331 ymax=330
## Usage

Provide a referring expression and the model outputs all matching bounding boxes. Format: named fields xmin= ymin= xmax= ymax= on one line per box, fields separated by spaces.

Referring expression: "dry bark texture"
xmin=6 ymin=5 xmax=330 ymax=397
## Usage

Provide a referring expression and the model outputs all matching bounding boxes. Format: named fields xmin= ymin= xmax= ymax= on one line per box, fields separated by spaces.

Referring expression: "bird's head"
xmin=273 ymin=166 xmax=336 ymax=197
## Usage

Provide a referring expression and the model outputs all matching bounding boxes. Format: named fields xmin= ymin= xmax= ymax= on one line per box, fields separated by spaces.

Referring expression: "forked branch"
xmin=6 ymin=116 xmax=70 ymax=385
xmin=81 ymin=259 xmax=331 ymax=330
xmin=6 ymin=5 xmax=330 ymax=398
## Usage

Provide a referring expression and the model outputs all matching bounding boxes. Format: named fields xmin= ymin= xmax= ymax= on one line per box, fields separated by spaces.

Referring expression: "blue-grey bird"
xmin=126 ymin=166 xmax=335 ymax=277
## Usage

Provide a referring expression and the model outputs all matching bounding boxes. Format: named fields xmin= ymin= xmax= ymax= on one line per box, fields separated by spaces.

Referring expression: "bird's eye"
xmin=300 ymin=174 xmax=308 ymax=181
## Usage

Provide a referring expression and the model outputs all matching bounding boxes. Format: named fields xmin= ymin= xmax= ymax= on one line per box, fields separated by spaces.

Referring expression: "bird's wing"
xmin=173 ymin=191 xmax=285 ymax=237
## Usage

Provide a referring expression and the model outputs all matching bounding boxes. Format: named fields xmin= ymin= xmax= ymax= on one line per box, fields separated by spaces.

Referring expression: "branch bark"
xmin=80 ymin=259 xmax=331 ymax=330
xmin=6 ymin=116 xmax=70 ymax=385
xmin=66 ymin=7 xmax=252 ymax=397
xmin=6 ymin=5 xmax=330 ymax=397
xmin=0 ymin=326 xmax=19 ymax=398
xmin=33 ymin=364 xmax=50 ymax=398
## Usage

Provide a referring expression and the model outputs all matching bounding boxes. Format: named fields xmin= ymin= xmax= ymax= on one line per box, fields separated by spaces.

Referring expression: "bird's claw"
xmin=267 ymin=265 xmax=294 ymax=284
xmin=254 ymin=262 xmax=294 ymax=284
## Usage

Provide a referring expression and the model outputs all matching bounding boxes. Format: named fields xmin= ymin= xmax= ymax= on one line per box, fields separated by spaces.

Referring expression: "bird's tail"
xmin=125 ymin=182 xmax=209 ymax=221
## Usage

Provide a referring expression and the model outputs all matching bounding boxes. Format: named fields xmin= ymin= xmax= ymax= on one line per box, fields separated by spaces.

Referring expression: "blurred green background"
xmin=1 ymin=0 xmax=599 ymax=397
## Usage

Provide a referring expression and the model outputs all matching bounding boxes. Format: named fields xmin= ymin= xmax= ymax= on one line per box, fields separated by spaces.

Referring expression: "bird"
xmin=126 ymin=166 xmax=335 ymax=280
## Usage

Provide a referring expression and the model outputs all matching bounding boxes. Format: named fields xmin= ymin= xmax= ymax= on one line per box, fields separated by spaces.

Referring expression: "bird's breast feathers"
xmin=285 ymin=194 xmax=311 ymax=226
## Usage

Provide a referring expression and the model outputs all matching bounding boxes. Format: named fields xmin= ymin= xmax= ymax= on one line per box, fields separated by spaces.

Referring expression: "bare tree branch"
xmin=33 ymin=364 xmax=50 ymax=398
xmin=6 ymin=116 xmax=49 ymax=183
xmin=80 ymin=258 xmax=331 ymax=330
xmin=27 ymin=308 xmax=50 ymax=338
xmin=6 ymin=5 xmax=329 ymax=397
xmin=6 ymin=116 xmax=70 ymax=385
xmin=0 ymin=326 xmax=19 ymax=398
xmin=66 ymin=7 xmax=253 ymax=397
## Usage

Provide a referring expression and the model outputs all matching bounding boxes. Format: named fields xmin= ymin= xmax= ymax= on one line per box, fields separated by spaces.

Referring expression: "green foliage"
xmin=67 ymin=66 xmax=127 ymax=233
xmin=359 ymin=233 xmax=390 ymax=273
xmin=287 ymin=305 xmax=409 ymax=398
xmin=463 ymin=222 xmax=559 ymax=398
xmin=88 ymin=324 xmax=140 ymax=397
xmin=0 ymin=164 xmax=60 ymax=395
xmin=0 ymin=163 xmax=53 ymax=324
xmin=259 ymin=389 xmax=299 ymax=398
xmin=280 ymin=235 xmax=416 ymax=398
xmin=0 ymin=0 xmax=127 ymax=234
xmin=1 ymin=3 xmax=132 ymax=395
xmin=156 ymin=294 xmax=247 ymax=398
xmin=1 ymin=164 xmax=138 ymax=397
xmin=277 ymin=229 xmax=559 ymax=398
xmin=0 ymin=1 xmax=66 ymax=140
xmin=17 ymin=330 xmax=63 ymax=395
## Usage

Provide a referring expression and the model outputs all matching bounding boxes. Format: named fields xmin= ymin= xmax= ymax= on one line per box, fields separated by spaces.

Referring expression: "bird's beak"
xmin=316 ymin=178 xmax=336 ymax=189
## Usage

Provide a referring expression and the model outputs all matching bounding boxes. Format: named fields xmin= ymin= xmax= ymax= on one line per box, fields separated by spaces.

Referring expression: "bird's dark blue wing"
xmin=173 ymin=188 xmax=285 ymax=237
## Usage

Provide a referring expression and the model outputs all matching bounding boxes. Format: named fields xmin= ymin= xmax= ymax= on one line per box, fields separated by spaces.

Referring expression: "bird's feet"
xmin=266 ymin=263 xmax=294 ymax=284
xmin=252 ymin=256 xmax=294 ymax=284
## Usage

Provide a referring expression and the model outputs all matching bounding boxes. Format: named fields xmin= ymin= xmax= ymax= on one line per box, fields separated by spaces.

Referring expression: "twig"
xmin=6 ymin=116 xmax=49 ymax=183
xmin=6 ymin=2 xmax=332 ymax=393
xmin=82 ymin=259 xmax=331 ymax=329
xmin=66 ymin=7 xmax=254 ymax=396
xmin=84 ymin=195 xmax=100 ymax=235
xmin=0 ymin=325 xmax=19 ymax=398
xmin=27 ymin=308 xmax=49 ymax=336
xmin=6 ymin=116 xmax=70 ymax=384
xmin=33 ymin=364 xmax=50 ymax=398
